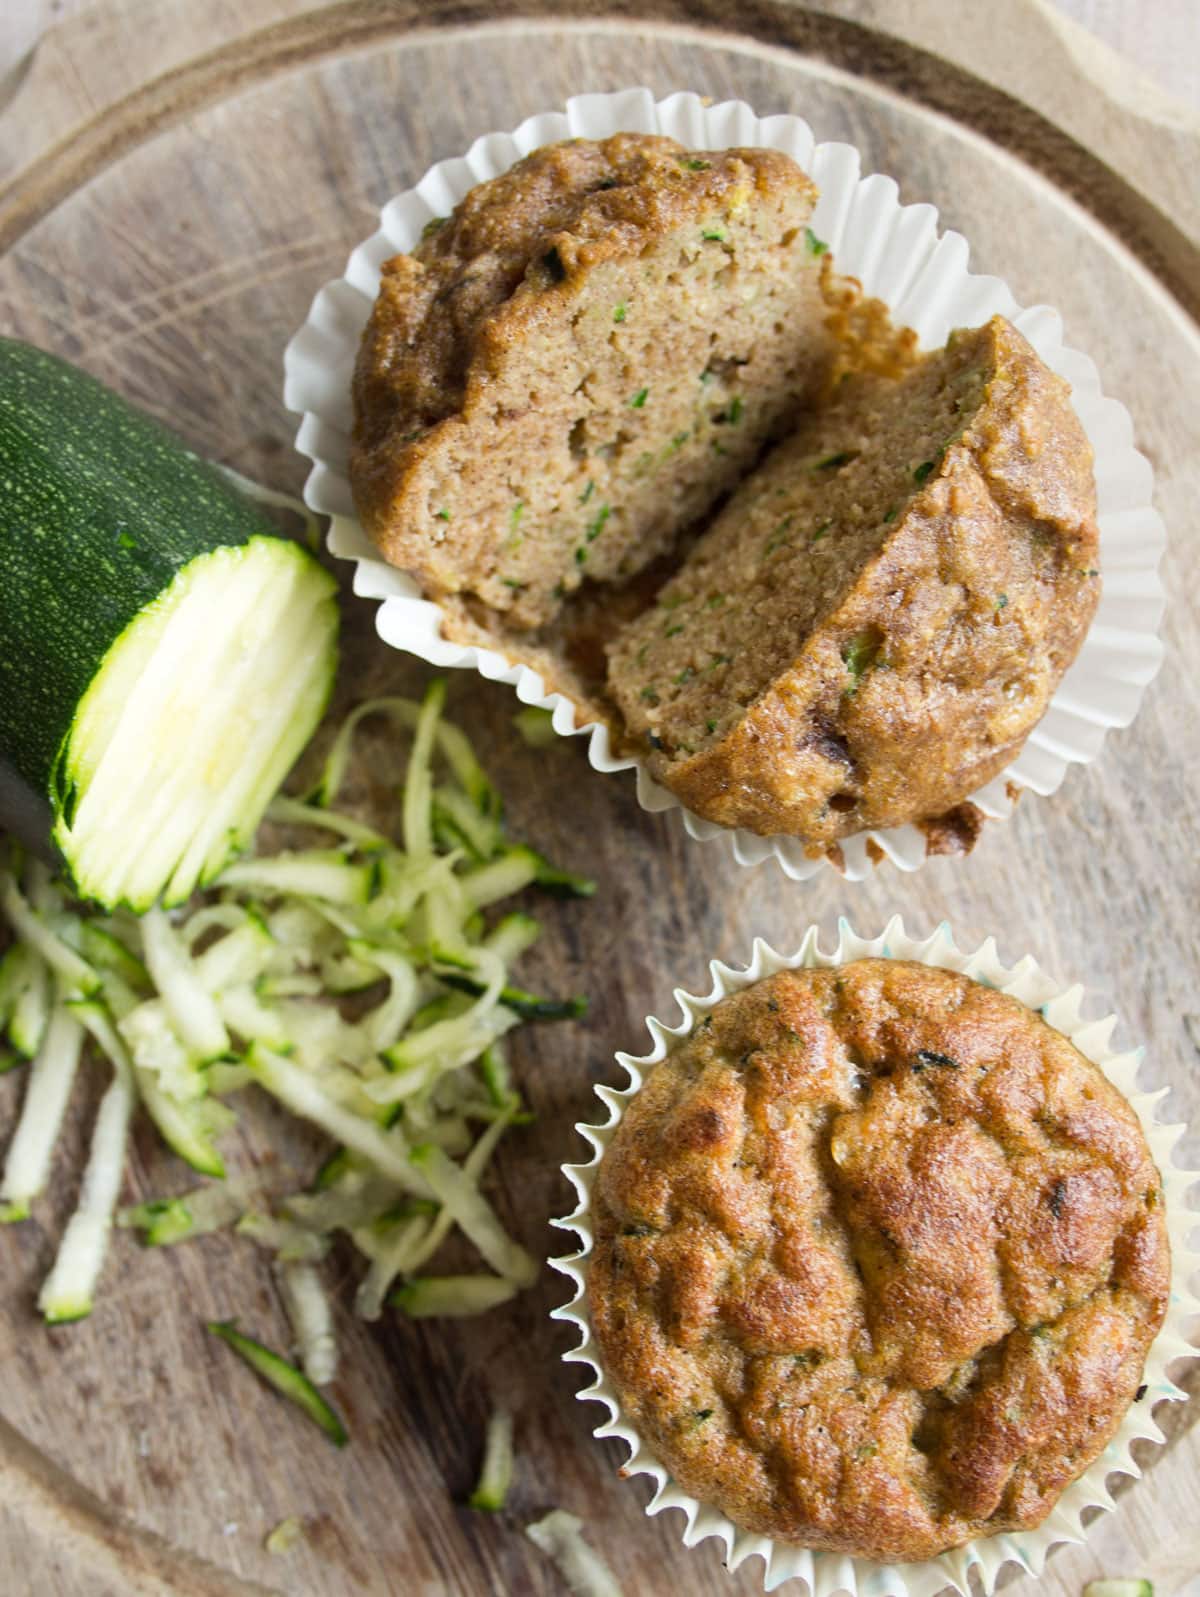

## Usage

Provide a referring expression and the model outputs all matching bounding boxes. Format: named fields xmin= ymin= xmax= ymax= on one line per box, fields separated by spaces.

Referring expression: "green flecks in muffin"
xmin=765 ymin=518 xmax=794 ymax=555
xmin=842 ymin=630 xmax=882 ymax=688
xmin=786 ymin=1028 xmax=803 ymax=1046
xmin=707 ymin=653 xmax=731 ymax=673
xmin=510 ymin=501 xmax=525 ymax=532
xmin=1079 ymin=567 xmax=1099 ymax=578
xmin=613 ymin=301 xmax=628 ymax=323
xmin=401 ymin=428 xmax=425 ymax=444
xmin=913 ymin=1049 xmax=959 ymax=1073
xmin=664 ymin=624 xmax=684 ymax=639
xmin=913 ymin=460 xmax=936 ymax=484
xmin=630 ymin=387 xmax=649 ymax=408
xmin=710 ymin=439 xmax=728 ymax=455
xmin=995 ymin=593 xmax=1009 ymax=610
xmin=699 ymin=368 xmax=715 ymax=385
xmin=665 ymin=430 xmax=691 ymax=456
xmin=811 ymin=521 xmax=831 ymax=542
xmin=1048 ymin=1178 xmax=1068 ymax=1218
xmin=621 ymin=1223 xmax=656 ymax=1238
xmin=587 ymin=504 xmax=611 ymax=542
xmin=434 ymin=508 xmax=451 ymax=522
xmin=640 ymin=686 xmax=660 ymax=705
xmin=541 ymin=246 xmax=566 ymax=282
xmin=579 ymin=479 xmax=595 ymax=504
xmin=805 ymin=227 xmax=828 ymax=257
xmin=680 ymin=156 xmax=711 ymax=171
xmin=705 ymin=594 xmax=726 ymax=609
xmin=674 ymin=666 xmax=695 ymax=686
xmin=421 ymin=216 xmax=446 ymax=238
xmin=792 ymin=1348 xmax=823 ymax=1367
xmin=501 ymin=578 xmax=525 ymax=591
xmin=551 ymin=581 xmax=566 ymax=600
xmin=574 ymin=546 xmax=588 ymax=566
xmin=633 ymin=450 xmax=656 ymax=477
xmin=701 ymin=226 xmax=727 ymax=243
xmin=728 ymin=395 xmax=744 ymax=424
xmin=883 ymin=505 xmax=898 ymax=524
xmin=705 ymin=718 xmax=718 ymax=735
xmin=812 ymin=451 xmax=858 ymax=472
xmin=635 ymin=644 xmax=648 ymax=667
xmin=661 ymin=594 xmax=685 ymax=610
xmin=692 ymin=1408 xmax=714 ymax=1424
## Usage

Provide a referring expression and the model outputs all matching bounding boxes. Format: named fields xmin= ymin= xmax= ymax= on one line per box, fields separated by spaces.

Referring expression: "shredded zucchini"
xmin=207 ymin=1320 xmax=348 ymax=1446
xmin=393 ymin=1274 xmax=518 ymax=1318
xmin=38 ymin=1001 xmax=136 ymax=1322
xmin=0 ymin=682 xmax=590 ymax=1433
xmin=264 ymin=1516 xmax=305 ymax=1555
xmin=512 ymin=706 xmax=558 ymax=748
xmin=469 ymin=1408 xmax=514 ymax=1510
xmin=0 ymin=997 xmax=85 ymax=1221
xmin=279 ymin=1260 xmax=338 ymax=1385
xmin=119 ymin=1184 xmax=243 ymax=1246
xmin=525 ymin=1510 xmax=624 ymax=1597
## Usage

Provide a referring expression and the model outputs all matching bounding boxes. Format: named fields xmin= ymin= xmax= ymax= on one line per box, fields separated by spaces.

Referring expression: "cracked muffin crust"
xmin=587 ymin=960 xmax=1169 ymax=1563
xmin=606 ymin=316 xmax=1100 ymax=843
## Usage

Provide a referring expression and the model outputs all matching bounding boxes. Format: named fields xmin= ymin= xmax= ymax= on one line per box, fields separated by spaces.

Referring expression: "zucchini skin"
xmin=0 ymin=338 xmax=291 ymax=800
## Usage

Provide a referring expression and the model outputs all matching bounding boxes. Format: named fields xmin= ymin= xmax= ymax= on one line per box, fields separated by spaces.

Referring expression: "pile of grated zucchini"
xmin=0 ymin=681 xmax=592 ymax=1443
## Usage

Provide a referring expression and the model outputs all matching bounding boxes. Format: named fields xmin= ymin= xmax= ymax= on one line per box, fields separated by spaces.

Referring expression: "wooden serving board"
xmin=1 ymin=4 xmax=1198 ymax=1593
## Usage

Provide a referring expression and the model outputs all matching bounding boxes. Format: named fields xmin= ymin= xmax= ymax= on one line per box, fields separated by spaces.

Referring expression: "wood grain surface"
xmin=0 ymin=3 xmax=1197 ymax=1594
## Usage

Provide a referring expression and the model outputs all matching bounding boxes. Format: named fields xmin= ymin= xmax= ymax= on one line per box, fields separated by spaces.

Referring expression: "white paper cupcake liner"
xmin=549 ymin=918 xmax=1197 ymax=1596
xmin=284 ymin=87 xmax=1166 ymax=883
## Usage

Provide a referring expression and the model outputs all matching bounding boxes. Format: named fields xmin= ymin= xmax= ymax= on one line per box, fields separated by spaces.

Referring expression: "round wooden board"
xmin=0 ymin=5 xmax=1198 ymax=1594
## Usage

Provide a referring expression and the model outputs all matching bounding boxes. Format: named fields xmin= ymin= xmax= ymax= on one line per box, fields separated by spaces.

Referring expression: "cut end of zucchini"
xmin=52 ymin=537 xmax=337 ymax=911
xmin=40 ymin=1298 xmax=93 ymax=1325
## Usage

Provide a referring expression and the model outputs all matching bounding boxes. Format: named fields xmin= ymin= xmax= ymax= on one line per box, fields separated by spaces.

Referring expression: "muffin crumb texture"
xmin=588 ymin=961 xmax=1169 ymax=1563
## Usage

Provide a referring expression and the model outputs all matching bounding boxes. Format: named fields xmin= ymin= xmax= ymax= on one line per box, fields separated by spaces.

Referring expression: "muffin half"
xmin=607 ymin=316 xmax=1101 ymax=842
xmin=351 ymin=133 xmax=836 ymax=629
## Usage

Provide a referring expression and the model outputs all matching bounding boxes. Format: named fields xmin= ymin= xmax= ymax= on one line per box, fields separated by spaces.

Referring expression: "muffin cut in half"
xmin=351 ymin=134 xmax=836 ymax=629
xmin=587 ymin=960 xmax=1169 ymax=1564
xmin=607 ymin=316 xmax=1101 ymax=842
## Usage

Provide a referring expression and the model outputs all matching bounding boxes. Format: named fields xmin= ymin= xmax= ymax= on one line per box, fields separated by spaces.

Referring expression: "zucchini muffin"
xmin=607 ymin=316 xmax=1100 ymax=842
xmin=351 ymin=134 xmax=835 ymax=628
xmin=588 ymin=961 xmax=1169 ymax=1563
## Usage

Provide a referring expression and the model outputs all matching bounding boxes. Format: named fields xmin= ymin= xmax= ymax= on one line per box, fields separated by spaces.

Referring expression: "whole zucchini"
xmin=0 ymin=337 xmax=338 ymax=909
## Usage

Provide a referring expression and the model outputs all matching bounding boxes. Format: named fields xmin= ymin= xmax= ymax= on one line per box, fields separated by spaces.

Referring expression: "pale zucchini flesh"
xmin=55 ymin=538 xmax=337 ymax=911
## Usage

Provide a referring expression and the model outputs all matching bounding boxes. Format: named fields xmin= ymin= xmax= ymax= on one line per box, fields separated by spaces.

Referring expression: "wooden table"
xmin=0 ymin=3 xmax=1197 ymax=1594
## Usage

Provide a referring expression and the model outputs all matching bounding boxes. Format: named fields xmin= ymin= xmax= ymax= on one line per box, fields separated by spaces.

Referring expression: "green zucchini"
xmin=206 ymin=1319 xmax=348 ymax=1446
xmin=0 ymin=338 xmax=338 ymax=911
xmin=468 ymin=1408 xmax=514 ymax=1510
xmin=391 ymin=1274 xmax=519 ymax=1318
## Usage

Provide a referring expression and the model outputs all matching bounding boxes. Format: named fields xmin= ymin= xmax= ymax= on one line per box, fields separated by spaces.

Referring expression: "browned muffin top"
xmin=587 ymin=960 xmax=1168 ymax=1563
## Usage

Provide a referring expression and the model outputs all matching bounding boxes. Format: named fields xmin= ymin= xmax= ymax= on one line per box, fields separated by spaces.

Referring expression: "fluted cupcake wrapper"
xmin=548 ymin=917 xmax=1198 ymax=1595
xmin=284 ymin=87 xmax=1165 ymax=882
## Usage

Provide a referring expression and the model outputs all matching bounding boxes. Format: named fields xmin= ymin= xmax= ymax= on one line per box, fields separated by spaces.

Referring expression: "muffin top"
xmin=587 ymin=960 xmax=1169 ymax=1563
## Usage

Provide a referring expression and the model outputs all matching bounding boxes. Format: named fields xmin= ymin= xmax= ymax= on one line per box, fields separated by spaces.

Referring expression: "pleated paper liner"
xmin=549 ymin=917 xmax=1197 ymax=1596
xmin=284 ymin=88 xmax=1165 ymax=882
